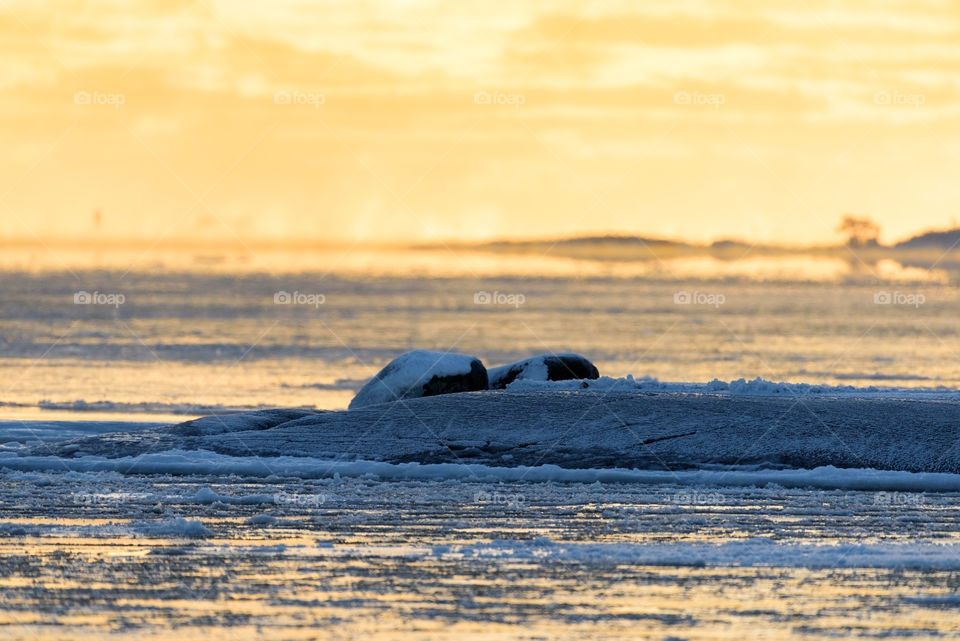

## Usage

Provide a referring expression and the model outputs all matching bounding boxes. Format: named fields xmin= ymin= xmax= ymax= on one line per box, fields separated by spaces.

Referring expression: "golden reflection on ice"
xmin=0 ymin=494 xmax=957 ymax=641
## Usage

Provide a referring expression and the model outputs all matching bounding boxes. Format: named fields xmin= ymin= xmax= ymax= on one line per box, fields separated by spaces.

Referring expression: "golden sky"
xmin=2 ymin=0 xmax=960 ymax=246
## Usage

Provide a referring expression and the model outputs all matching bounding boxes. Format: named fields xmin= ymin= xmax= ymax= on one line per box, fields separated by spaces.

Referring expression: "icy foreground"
xmin=2 ymin=471 xmax=959 ymax=640
xmin=3 ymin=390 xmax=960 ymax=640
xmin=22 ymin=389 xmax=960 ymax=477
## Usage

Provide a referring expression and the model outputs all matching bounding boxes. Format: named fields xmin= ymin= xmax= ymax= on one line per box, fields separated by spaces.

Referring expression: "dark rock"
xmin=488 ymin=353 xmax=600 ymax=389
xmin=349 ymin=350 xmax=489 ymax=409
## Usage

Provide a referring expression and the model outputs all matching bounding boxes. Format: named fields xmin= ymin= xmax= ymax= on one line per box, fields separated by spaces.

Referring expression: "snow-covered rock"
xmin=488 ymin=353 xmax=599 ymax=389
xmin=349 ymin=350 xmax=488 ymax=409
xmin=27 ymin=390 xmax=960 ymax=475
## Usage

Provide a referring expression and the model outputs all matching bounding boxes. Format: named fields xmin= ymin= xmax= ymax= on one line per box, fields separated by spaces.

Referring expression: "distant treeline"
xmin=476 ymin=226 xmax=960 ymax=253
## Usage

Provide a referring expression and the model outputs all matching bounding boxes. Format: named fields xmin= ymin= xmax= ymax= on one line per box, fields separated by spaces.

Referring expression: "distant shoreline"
xmin=4 ymin=227 xmax=960 ymax=261
xmin=4 ymin=224 xmax=960 ymax=253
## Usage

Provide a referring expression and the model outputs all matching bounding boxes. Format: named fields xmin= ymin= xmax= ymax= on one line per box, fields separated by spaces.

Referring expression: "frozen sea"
xmin=1 ymin=244 xmax=959 ymax=639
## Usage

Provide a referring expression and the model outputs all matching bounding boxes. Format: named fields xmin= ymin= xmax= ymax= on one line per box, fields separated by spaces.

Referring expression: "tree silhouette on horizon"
xmin=837 ymin=215 xmax=880 ymax=248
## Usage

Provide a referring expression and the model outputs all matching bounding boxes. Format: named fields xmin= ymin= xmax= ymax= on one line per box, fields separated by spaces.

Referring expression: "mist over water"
xmin=1 ymin=244 xmax=958 ymax=416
